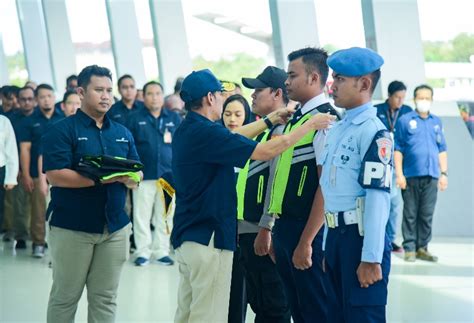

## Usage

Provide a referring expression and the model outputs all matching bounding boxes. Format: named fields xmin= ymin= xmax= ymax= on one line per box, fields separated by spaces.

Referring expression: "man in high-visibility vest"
xmin=268 ymin=47 xmax=339 ymax=323
xmin=234 ymin=66 xmax=292 ymax=322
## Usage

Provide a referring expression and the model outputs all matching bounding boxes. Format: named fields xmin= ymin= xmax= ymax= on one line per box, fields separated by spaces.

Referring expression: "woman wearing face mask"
xmin=393 ymin=84 xmax=448 ymax=263
xmin=222 ymin=94 xmax=254 ymax=323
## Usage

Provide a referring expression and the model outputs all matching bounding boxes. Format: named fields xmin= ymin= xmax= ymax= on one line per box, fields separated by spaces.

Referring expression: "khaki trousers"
xmin=31 ymin=178 xmax=46 ymax=245
xmin=11 ymin=184 xmax=31 ymax=240
xmin=47 ymin=224 xmax=131 ymax=323
xmin=174 ymin=236 xmax=233 ymax=323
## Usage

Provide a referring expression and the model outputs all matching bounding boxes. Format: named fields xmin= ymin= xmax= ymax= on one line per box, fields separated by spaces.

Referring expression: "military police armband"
xmin=358 ymin=130 xmax=393 ymax=192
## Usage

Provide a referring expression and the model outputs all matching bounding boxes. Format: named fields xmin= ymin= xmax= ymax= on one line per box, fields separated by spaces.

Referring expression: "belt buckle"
xmin=325 ymin=211 xmax=336 ymax=229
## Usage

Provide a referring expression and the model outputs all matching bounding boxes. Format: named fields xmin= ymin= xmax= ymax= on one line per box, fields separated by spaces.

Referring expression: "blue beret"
xmin=328 ymin=47 xmax=384 ymax=77
xmin=180 ymin=69 xmax=223 ymax=103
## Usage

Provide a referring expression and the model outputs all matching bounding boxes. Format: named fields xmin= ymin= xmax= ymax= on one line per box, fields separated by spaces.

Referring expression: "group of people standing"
xmin=0 ymin=44 xmax=449 ymax=323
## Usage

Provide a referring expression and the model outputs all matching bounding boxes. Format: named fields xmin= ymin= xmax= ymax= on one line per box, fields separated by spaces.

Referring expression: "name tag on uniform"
xmin=116 ymin=137 xmax=129 ymax=143
xmin=164 ymin=128 xmax=172 ymax=144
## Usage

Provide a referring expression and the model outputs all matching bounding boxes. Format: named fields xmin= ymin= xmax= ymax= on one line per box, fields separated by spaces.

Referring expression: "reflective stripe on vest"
xmin=268 ymin=113 xmax=316 ymax=215
xmin=237 ymin=130 xmax=271 ymax=220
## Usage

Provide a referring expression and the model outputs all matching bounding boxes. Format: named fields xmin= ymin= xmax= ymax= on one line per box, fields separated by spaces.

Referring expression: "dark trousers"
xmin=0 ymin=167 xmax=5 ymax=231
xmin=325 ymin=222 xmax=391 ymax=323
xmin=401 ymin=176 xmax=438 ymax=252
xmin=273 ymin=217 xmax=332 ymax=323
xmin=228 ymin=245 xmax=247 ymax=323
xmin=239 ymin=233 xmax=291 ymax=323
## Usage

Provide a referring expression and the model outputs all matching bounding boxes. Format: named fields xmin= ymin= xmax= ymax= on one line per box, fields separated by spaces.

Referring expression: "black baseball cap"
xmin=242 ymin=66 xmax=287 ymax=92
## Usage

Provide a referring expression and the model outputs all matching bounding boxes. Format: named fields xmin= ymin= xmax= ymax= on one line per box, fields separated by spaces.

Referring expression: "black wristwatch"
xmin=441 ymin=171 xmax=448 ymax=177
xmin=263 ymin=115 xmax=273 ymax=129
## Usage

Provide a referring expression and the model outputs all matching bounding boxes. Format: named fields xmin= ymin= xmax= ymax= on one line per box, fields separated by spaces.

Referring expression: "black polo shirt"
xmin=127 ymin=107 xmax=181 ymax=180
xmin=171 ymin=111 xmax=257 ymax=251
xmin=107 ymin=99 xmax=144 ymax=126
xmin=18 ymin=108 xmax=64 ymax=178
xmin=42 ymin=109 xmax=140 ymax=234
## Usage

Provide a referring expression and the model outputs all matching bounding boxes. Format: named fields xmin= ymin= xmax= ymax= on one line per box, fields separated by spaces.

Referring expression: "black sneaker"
xmin=391 ymin=242 xmax=403 ymax=253
xmin=15 ymin=240 xmax=27 ymax=249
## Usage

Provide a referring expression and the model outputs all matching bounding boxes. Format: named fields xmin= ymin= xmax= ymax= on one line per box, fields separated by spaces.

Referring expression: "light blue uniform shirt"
xmin=318 ymin=103 xmax=391 ymax=263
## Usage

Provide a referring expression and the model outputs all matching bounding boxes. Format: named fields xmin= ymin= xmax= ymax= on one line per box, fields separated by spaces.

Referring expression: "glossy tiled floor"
xmin=0 ymin=237 xmax=472 ymax=323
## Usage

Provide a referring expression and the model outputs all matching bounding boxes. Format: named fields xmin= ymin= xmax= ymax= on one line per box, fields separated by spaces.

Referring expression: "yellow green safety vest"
xmin=237 ymin=130 xmax=271 ymax=221
xmin=268 ymin=110 xmax=320 ymax=218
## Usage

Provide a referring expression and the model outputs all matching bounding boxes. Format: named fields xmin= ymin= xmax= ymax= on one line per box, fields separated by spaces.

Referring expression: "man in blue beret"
xmin=318 ymin=47 xmax=393 ymax=322
xmin=171 ymin=69 xmax=335 ymax=322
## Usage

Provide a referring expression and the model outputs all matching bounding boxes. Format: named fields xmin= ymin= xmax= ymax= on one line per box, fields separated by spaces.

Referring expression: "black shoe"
xmin=15 ymin=240 xmax=27 ymax=249
xmin=391 ymin=242 xmax=403 ymax=253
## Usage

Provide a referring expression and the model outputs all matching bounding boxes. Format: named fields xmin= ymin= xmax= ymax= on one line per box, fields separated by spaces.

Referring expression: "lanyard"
xmin=385 ymin=108 xmax=400 ymax=132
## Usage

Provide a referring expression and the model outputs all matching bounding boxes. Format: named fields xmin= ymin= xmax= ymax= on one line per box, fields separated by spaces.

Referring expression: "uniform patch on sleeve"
xmin=358 ymin=129 xmax=393 ymax=192
xmin=376 ymin=137 xmax=392 ymax=165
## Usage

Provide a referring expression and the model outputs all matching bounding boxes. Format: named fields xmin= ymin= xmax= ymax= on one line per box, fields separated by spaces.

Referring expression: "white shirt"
xmin=300 ymin=93 xmax=331 ymax=163
xmin=0 ymin=115 xmax=19 ymax=185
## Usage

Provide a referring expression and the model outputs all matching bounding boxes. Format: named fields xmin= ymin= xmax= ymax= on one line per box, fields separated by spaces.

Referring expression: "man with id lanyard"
xmin=127 ymin=81 xmax=182 ymax=266
xmin=375 ymin=81 xmax=412 ymax=253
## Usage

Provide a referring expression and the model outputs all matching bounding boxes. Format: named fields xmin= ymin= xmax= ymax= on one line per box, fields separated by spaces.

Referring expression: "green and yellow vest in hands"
xmin=269 ymin=103 xmax=335 ymax=219
xmin=236 ymin=130 xmax=271 ymax=222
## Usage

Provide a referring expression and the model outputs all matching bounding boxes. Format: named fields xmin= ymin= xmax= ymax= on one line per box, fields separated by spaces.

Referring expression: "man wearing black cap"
xmin=319 ymin=47 xmax=392 ymax=322
xmin=171 ymin=69 xmax=335 ymax=323
xmin=228 ymin=66 xmax=291 ymax=323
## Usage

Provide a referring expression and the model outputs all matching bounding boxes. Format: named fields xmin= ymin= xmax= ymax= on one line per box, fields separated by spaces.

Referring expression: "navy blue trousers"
xmin=325 ymin=221 xmax=391 ymax=323
xmin=273 ymin=217 xmax=335 ymax=323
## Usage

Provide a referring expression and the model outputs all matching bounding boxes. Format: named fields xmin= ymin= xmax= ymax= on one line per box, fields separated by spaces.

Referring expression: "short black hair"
xmin=117 ymin=74 xmax=134 ymax=88
xmin=66 ymin=74 xmax=78 ymax=87
xmin=35 ymin=83 xmax=54 ymax=97
xmin=287 ymin=47 xmax=329 ymax=86
xmin=270 ymin=87 xmax=290 ymax=105
xmin=368 ymin=70 xmax=381 ymax=94
xmin=77 ymin=65 xmax=112 ymax=89
xmin=143 ymin=81 xmax=163 ymax=95
xmin=2 ymin=85 xmax=20 ymax=99
xmin=413 ymin=84 xmax=434 ymax=98
xmin=18 ymin=86 xmax=35 ymax=97
xmin=387 ymin=81 xmax=407 ymax=96
xmin=63 ymin=90 xmax=79 ymax=103
xmin=184 ymin=91 xmax=220 ymax=112
xmin=174 ymin=77 xmax=184 ymax=93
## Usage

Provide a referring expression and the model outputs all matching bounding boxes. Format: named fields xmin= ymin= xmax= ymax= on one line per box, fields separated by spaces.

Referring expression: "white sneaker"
xmin=33 ymin=245 xmax=45 ymax=258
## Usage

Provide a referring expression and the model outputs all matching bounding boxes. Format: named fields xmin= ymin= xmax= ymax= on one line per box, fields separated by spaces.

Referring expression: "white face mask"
xmin=415 ymin=100 xmax=431 ymax=113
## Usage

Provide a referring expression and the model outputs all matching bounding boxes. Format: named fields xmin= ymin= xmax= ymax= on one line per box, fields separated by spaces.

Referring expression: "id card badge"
xmin=390 ymin=131 xmax=394 ymax=141
xmin=164 ymin=129 xmax=172 ymax=144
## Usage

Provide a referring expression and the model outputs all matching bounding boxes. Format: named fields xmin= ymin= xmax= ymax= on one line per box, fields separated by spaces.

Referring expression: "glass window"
xmin=0 ymin=0 xmax=28 ymax=85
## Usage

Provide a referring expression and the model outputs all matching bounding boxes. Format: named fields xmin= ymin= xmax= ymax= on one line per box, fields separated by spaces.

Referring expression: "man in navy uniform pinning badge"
xmin=318 ymin=47 xmax=393 ymax=322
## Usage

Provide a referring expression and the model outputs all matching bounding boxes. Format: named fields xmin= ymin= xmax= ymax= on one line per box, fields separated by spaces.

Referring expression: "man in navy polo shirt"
xmin=394 ymin=84 xmax=448 ymax=262
xmin=375 ymin=80 xmax=412 ymax=253
xmin=43 ymin=65 xmax=142 ymax=323
xmin=107 ymin=74 xmax=144 ymax=125
xmin=19 ymin=84 xmax=64 ymax=257
xmin=171 ymin=69 xmax=334 ymax=323
xmin=7 ymin=86 xmax=36 ymax=249
xmin=127 ymin=81 xmax=181 ymax=267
